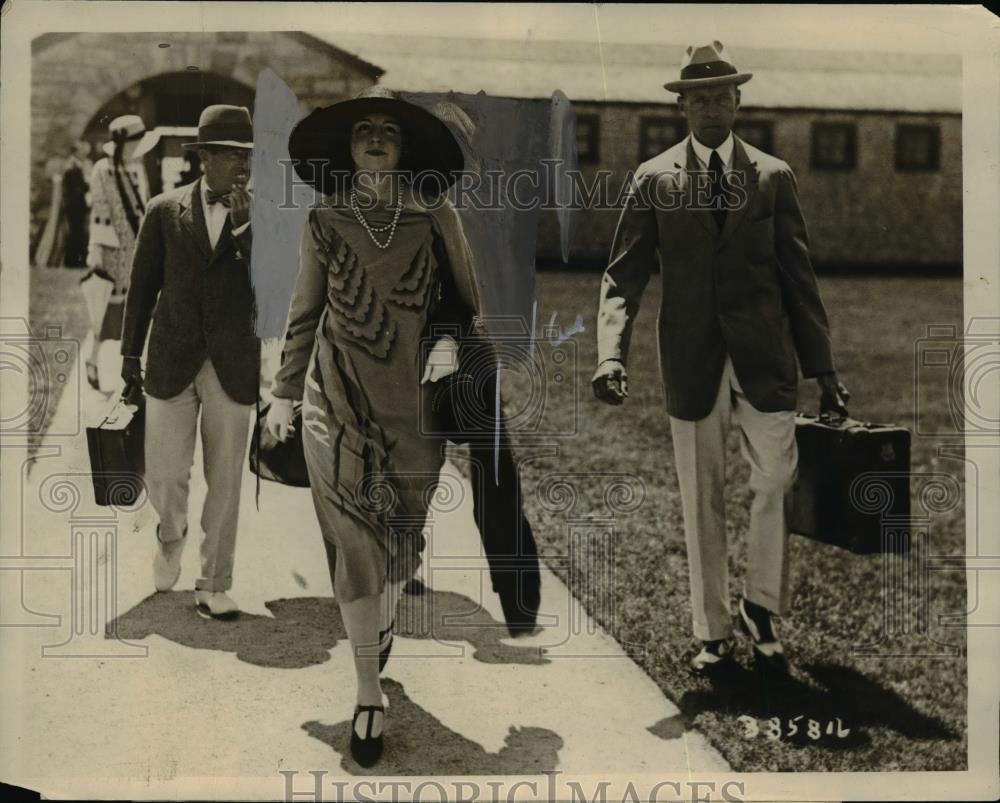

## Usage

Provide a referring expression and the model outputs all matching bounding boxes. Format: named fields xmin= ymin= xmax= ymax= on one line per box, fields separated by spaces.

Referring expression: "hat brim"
xmin=664 ymin=72 xmax=753 ymax=92
xmin=181 ymin=140 xmax=254 ymax=151
xmin=288 ymin=95 xmax=465 ymax=196
xmin=102 ymin=130 xmax=161 ymax=159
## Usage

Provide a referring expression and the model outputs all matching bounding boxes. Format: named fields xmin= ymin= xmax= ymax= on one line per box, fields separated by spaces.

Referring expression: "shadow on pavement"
xmin=109 ymin=592 xmax=346 ymax=668
xmin=665 ymin=658 xmax=958 ymax=749
xmin=302 ymin=678 xmax=563 ymax=775
xmin=109 ymin=585 xmax=547 ymax=668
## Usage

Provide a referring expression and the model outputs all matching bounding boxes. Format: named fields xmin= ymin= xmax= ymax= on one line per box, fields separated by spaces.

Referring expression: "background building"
xmin=31 ymin=32 xmax=961 ymax=272
xmin=328 ymin=35 xmax=962 ymax=272
xmin=30 ymin=31 xmax=381 ymax=262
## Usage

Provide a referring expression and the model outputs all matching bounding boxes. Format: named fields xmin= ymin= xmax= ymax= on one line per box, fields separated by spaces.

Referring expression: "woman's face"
xmin=350 ymin=113 xmax=402 ymax=173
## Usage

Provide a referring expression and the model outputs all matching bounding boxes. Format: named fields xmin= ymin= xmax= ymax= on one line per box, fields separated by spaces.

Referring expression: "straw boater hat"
xmin=102 ymin=115 xmax=160 ymax=159
xmin=288 ymin=86 xmax=465 ymax=196
xmin=664 ymin=41 xmax=753 ymax=92
xmin=182 ymin=105 xmax=254 ymax=150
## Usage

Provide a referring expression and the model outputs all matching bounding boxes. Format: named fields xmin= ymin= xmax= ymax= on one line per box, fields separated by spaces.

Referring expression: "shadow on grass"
xmin=669 ymin=659 xmax=958 ymax=750
xmin=303 ymin=678 xmax=563 ymax=775
xmin=109 ymin=585 xmax=547 ymax=669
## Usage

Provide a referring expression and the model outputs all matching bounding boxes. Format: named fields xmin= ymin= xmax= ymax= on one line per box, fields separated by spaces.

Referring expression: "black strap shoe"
xmin=738 ymin=597 xmax=790 ymax=675
xmin=350 ymin=704 xmax=385 ymax=767
xmin=689 ymin=638 xmax=735 ymax=675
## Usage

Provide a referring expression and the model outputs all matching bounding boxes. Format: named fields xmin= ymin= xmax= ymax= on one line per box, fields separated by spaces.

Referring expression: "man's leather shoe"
xmin=194 ymin=590 xmax=240 ymax=620
xmin=153 ymin=525 xmax=186 ymax=592
xmin=737 ymin=597 xmax=790 ymax=675
xmin=689 ymin=638 xmax=735 ymax=675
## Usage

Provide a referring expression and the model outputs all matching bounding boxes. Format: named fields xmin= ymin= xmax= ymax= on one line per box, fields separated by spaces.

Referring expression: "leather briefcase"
xmin=85 ymin=385 xmax=145 ymax=507
xmin=789 ymin=413 xmax=911 ymax=554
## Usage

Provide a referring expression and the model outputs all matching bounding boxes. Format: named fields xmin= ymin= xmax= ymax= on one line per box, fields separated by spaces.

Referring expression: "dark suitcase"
xmin=86 ymin=386 xmax=145 ymax=506
xmin=790 ymin=413 xmax=911 ymax=554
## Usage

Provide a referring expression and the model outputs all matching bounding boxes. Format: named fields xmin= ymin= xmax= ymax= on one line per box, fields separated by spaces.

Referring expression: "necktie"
xmin=709 ymin=149 xmax=727 ymax=233
xmin=206 ymin=190 xmax=231 ymax=207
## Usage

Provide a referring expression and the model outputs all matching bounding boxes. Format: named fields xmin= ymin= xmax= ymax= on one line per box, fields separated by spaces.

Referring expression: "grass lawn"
xmin=25 ymin=266 xmax=92 ymax=459
xmin=507 ymin=271 xmax=967 ymax=772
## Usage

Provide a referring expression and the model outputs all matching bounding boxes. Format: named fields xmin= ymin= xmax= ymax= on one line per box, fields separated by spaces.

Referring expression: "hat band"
xmin=197 ymin=123 xmax=253 ymax=143
xmin=113 ymin=128 xmax=146 ymax=143
xmin=680 ymin=60 xmax=738 ymax=80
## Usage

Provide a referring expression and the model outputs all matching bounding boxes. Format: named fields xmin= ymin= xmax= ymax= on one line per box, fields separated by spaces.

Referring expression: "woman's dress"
xmin=272 ymin=195 xmax=480 ymax=602
xmin=86 ymin=156 xmax=149 ymax=291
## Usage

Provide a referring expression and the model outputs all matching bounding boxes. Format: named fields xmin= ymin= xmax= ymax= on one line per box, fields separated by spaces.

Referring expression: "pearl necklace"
xmin=350 ymin=186 xmax=404 ymax=250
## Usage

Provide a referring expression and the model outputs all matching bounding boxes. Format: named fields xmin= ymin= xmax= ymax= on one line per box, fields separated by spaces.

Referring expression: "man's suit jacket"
xmin=597 ymin=135 xmax=834 ymax=421
xmin=121 ymin=178 xmax=260 ymax=405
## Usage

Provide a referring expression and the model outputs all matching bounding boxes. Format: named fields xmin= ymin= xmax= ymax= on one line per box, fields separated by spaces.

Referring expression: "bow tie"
xmin=206 ymin=190 xmax=231 ymax=207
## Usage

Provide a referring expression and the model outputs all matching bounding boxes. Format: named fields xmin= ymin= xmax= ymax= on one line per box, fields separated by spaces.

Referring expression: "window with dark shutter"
xmin=810 ymin=122 xmax=857 ymax=170
xmin=895 ymin=124 xmax=940 ymax=171
xmin=638 ymin=117 xmax=684 ymax=161
xmin=575 ymin=114 xmax=601 ymax=165
xmin=734 ymin=120 xmax=774 ymax=155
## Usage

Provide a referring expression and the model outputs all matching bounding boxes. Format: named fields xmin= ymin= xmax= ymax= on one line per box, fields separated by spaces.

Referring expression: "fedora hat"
xmin=288 ymin=86 xmax=464 ymax=196
xmin=102 ymin=115 xmax=160 ymax=159
xmin=664 ymin=41 xmax=753 ymax=92
xmin=182 ymin=105 xmax=254 ymax=150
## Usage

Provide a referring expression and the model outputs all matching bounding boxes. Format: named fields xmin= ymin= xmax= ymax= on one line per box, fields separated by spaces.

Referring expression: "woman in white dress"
xmin=80 ymin=115 xmax=158 ymax=391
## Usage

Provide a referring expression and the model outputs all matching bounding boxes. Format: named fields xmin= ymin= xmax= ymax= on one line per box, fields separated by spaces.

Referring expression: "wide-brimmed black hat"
xmin=288 ymin=86 xmax=465 ymax=196
xmin=182 ymin=105 xmax=254 ymax=150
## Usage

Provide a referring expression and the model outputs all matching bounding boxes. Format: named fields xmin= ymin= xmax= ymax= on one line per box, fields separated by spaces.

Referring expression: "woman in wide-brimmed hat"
xmin=80 ymin=115 xmax=159 ymax=391
xmin=266 ymin=87 xmax=480 ymax=767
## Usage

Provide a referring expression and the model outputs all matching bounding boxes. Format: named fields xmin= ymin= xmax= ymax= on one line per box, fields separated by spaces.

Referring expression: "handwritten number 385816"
xmin=737 ymin=715 xmax=851 ymax=740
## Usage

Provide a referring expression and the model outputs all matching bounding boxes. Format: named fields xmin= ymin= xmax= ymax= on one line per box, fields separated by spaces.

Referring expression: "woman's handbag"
xmin=249 ymin=402 xmax=311 ymax=487
xmin=424 ymin=335 xmax=497 ymax=439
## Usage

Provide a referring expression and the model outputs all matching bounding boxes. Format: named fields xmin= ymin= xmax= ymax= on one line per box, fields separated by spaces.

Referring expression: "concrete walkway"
xmin=1 ymin=342 xmax=728 ymax=799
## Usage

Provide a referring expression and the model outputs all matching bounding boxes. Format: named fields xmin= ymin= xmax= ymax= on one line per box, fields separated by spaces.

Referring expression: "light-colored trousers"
xmin=145 ymin=357 xmax=252 ymax=592
xmin=669 ymin=356 xmax=798 ymax=641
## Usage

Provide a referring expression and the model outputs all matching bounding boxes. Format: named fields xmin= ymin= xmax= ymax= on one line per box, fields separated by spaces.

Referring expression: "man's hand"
xmin=229 ymin=182 xmax=251 ymax=228
xmin=818 ymin=371 xmax=850 ymax=416
xmin=121 ymin=356 xmax=143 ymax=393
xmin=592 ymin=359 xmax=628 ymax=405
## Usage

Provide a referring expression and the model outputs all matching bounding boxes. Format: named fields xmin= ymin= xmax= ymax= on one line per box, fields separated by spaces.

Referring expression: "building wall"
xmin=537 ymin=102 xmax=962 ymax=270
xmin=30 ymin=31 xmax=379 ymax=257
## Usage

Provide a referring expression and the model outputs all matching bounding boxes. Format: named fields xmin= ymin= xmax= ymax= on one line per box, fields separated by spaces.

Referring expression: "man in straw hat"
xmin=593 ymin=42 xmax=849 ymax=675
xmin=121 ymin=105 xmax=258 ymax=619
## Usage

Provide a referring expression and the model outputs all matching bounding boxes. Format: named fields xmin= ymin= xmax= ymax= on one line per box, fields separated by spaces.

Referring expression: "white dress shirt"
xmin=689 ymin=132 xmax=735 ymax=171
xmin=200 ymin=181 xmax=250 ymax=249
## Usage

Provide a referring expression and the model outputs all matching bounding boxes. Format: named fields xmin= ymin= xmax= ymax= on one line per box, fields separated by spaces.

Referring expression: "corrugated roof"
xmin=317 ymin=34 xmax=961 ymax=113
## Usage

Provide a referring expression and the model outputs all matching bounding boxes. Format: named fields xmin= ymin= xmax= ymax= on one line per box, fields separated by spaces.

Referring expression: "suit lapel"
xmin=180 ymin=178 xmax=212 ymax=261
xmin=719 ymin=137 xmax=758 ymax=244
xmin=680 ymin=139 xmax=717 ymax=239
xmin=208 ymin=215 xmax=234 ymax=268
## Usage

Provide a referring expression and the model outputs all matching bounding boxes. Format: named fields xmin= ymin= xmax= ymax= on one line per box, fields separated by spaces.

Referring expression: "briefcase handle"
xmin=122 ymin=379 xmax=144 ymax=408
xmin=818 ymin=381 xmax=850 ymax=424
xmin=817 ymin=409 xmax=847 ymax=425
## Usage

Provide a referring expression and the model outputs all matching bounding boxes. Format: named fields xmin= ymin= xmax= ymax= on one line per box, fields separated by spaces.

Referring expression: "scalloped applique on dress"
xmin=320 ymin=231 xmax=398 ymax=360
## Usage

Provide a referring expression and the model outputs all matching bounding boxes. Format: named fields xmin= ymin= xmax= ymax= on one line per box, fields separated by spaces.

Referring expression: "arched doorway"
xmin=83 ymin=70 xmax=255 ymax=196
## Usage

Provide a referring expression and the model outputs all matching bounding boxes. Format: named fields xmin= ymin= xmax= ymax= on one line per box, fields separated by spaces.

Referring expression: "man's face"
xmin=199 ymin=146 xmax=251 ymax=193
xmin=678 ymin=85 xmax=740 ymax=149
